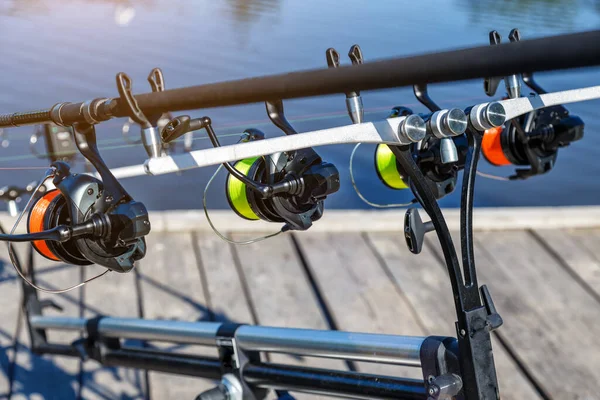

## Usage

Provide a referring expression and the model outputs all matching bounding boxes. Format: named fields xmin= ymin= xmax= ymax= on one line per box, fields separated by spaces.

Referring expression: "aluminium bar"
xmin=1 ymin=30 xmax=599 ymax=128
xmin=142 ymin=84 xmax=600 ymax=177
xmin=473 ymin=85 xmax=600 ymax=123
xmin=144 ymin=116 xmax=410 ymax=176
xmin=31 ymin=315 xmax=427 ymax=366
xmin=236 ymin=325 xmax=425 ymax=366
xmin=30 ymin=316 xmax=221 ymax=345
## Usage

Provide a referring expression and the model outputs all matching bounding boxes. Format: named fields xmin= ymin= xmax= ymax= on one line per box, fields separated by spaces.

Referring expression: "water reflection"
xmin=224 ymin=0 xmax=281 ymax=23
xmin=0 ymin=0 xmax=156 ymax=20
xmin=456 ymin=0 xmax=592 ymax=30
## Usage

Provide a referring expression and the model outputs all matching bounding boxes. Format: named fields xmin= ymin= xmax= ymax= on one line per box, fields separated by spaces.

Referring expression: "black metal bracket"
xmin=214 ymin=323 xmax=267 ymax=400
xmin=420 ymin=336 xmax=462 ymax=400
xmin=390 ymin=115 xmax=504 ymax=399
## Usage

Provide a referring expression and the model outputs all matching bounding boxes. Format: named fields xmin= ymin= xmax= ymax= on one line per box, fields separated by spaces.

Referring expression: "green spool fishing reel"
xmin=223 ymin=131 xmax=340 ymax=231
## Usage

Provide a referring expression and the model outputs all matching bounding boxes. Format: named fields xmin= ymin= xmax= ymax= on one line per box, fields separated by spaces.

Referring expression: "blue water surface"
xmin=0 ymin=0 xmax=599 ymax=210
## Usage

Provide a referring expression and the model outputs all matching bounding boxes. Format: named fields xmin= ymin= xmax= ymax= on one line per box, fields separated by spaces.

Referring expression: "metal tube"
xmin=31 ymin=316 xmax=427 ymax=366
xmin=1 ymin=30 xmax=600 ymax=128
xmin=30 ymin=316 xmax=86 ymax=331
xmin=244 ymin=362 xmax=427 ymax=400
xmin=236 ymin=326 xmax=425 ymax=366
xmin=99 ymin=318 xmax=221 ymax=345
xmin=30 ymin=316 xmax=221 ymax=345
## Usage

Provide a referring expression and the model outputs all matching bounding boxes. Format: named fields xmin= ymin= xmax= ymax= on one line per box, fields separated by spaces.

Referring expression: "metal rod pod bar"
xmin=30 ymin=316 xmax=427 ymax=366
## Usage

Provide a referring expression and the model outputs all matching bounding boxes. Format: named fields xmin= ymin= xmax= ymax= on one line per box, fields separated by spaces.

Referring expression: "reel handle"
xmin=404 ymin=207 xmax=434 ymax=255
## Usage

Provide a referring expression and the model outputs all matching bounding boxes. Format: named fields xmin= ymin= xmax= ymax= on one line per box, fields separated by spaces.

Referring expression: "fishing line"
xmin=349 ymin=143 xmax=416 ymax=208
xmin=203 ymin=163 xmax=283 ymax=245
xmin=475 ymin=171 xmax=511 ymax=181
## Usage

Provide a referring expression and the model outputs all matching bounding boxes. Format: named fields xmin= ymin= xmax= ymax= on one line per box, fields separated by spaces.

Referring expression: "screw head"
xmin=87 ymin=188 xmax=94 ymax=195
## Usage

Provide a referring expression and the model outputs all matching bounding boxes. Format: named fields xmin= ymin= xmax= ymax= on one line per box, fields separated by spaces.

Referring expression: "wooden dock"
xmin=1 ymin=208 xmax=600 ymax=400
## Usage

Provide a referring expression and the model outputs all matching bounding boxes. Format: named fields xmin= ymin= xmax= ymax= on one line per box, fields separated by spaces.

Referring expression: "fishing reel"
xmin=225 ymin=138 xmax=340 ymax=230
xmin=481 ymin=28 xmax=585 ymax=179
xmin=373 ymin=103 xmax=469 ymax=200
xmin=162 ymin=105 xmax=340 ymax=232
xmin=20 ymin=123 xmax=150 ymax=273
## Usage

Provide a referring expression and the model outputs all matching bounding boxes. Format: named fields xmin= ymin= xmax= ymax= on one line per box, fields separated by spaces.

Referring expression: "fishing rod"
xmin=1 ymin=29 xmax=599 ymax=129
xmin=2 ymin=28 xmax=600 ymax=400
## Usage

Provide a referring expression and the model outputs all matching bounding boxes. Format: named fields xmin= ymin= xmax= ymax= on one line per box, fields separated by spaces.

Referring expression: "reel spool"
xmin=374 ymin=144 xmax=409 ymax=190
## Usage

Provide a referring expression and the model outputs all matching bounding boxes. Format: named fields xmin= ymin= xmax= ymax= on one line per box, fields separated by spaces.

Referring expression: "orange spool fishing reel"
xmin=481 ymin=105 xmax=584 ymax=179
xmin=11 ymin=122 xmax=151 ymax=274
xmin=482 ymin=28 xmax=585 ymax=180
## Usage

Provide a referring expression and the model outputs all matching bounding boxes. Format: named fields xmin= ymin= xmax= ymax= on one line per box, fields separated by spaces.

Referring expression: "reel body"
xmin=27 ymin=164 xmax=147 ymax=272
xmin=226 ymin=148 xmax=339 ymax=231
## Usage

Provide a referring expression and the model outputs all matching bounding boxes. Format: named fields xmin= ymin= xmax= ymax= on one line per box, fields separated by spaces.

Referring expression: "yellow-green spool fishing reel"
xmin=374 ymin=144 xmax=409 ymax=190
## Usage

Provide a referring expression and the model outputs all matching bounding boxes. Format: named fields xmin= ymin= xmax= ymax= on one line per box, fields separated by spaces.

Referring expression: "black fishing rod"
xmin=1 ymin=30 xmax=600 ymax=129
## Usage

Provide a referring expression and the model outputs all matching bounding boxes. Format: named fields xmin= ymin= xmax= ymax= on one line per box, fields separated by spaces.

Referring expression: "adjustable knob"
xmin=398 ymin=114 xmax=427 ymax=143
xmin=429 ymin=109 xmax=468 ymax=139
xmin=470 ymin=102 xmax=506 ymax=131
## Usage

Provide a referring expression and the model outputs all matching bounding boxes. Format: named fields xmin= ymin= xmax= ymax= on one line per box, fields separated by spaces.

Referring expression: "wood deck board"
xmin=80 ymin=264 xmax=146 ymax=400
xmin=0 ymin=245 xmax=30 ymax=399
xmin=139 ymin=232 xmax=215 ymax=400
xmin=532 ymin=228 xmax=600 ymax=302
xmin=11 ymin=248 xmax=82 ymax=400
xmin=231 ymin=233 xmax=345 ymax=400
xmin=367 ymin=233 xmax=542 ymax=400
xmin=470 ymin=230 xmax=600 ymax=399
xmin=2 ymin=224 xmax=600 ymax=399
xmin=294 ymin=232 xmax=423 ymax=379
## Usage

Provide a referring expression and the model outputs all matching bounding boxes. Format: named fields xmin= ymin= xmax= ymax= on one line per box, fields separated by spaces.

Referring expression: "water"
xmin=0 ymin=0 xmax=599 ymax=212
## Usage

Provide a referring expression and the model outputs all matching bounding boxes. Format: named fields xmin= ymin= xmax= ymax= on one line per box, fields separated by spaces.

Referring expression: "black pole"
xmin=1 ymin=30 xmax=599 ymax=129
xmin=244 ymin=362 xmax=427 ymax=399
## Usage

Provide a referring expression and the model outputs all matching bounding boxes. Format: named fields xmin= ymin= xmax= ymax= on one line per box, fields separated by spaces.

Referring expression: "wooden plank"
xmin=80 ymin=262 xmax=146 ymax=399
xmin=0 ymin=243 xmax=26 ymax=399
xmin=231 ymin=233 xmax=345 ymax=399
xmin=294 ymin=232 xmax=423 ymax=379
xmin=192 ymin=232 xmax=255 ymax=325
xmin=366 ymin=232 xmax=541 ymax=400
xmin=12 ymin=248 xmax=82 ymax=400
xmin=532 ymin=228 xmax=600 ymax=301
xmin=138 ymin=232 xmax=215 ymax=400
xmin=469 ymin=230 xmax=600 ymax=399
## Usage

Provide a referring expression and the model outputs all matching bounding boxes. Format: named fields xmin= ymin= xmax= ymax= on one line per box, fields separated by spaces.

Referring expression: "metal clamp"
xmin=419 ymin=337 xmax=462 ymax=400
xmin=195 ymin=323 xmax=267 ymax=400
